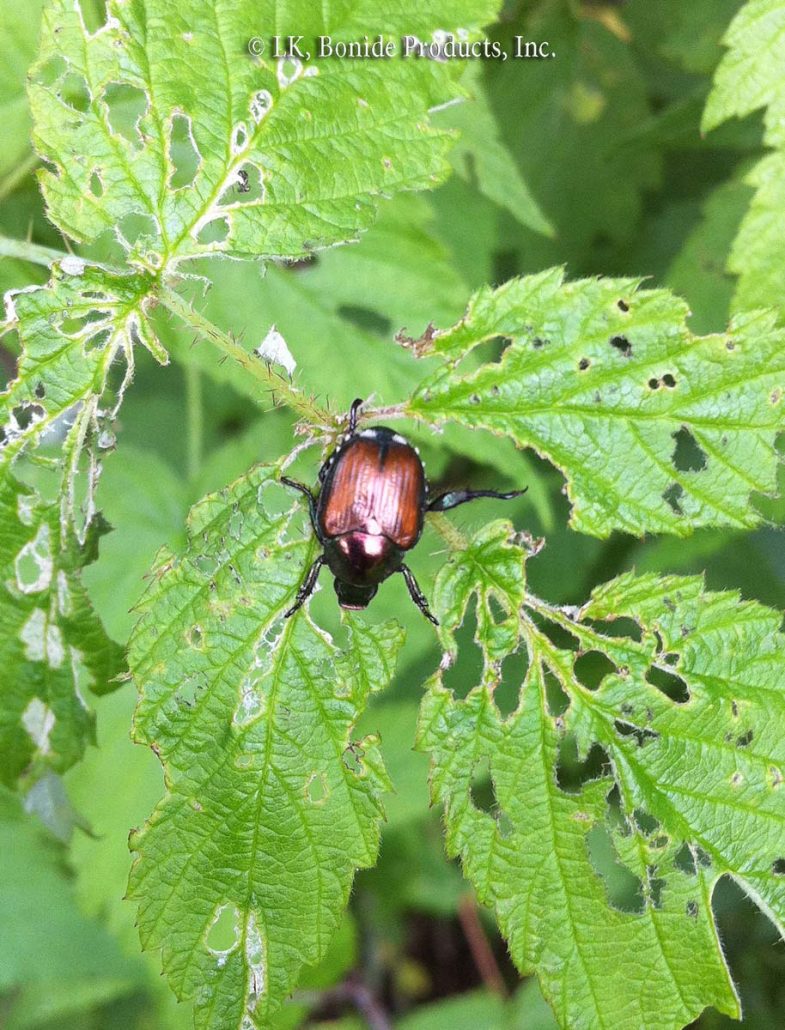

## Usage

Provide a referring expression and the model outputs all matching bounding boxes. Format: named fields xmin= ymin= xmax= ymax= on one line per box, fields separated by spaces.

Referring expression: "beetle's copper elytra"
xmin=281 ymin=399 xmax=526 ymax=624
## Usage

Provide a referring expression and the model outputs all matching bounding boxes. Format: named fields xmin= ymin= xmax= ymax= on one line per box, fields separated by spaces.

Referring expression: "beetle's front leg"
xmin=284 ymin=555 xmax=326 ymax=618
xmin=399 ymin=563 xmax=438 ymax=626
xmin=427 ymin=486 xmax=527 ymax=512
xmin=281 ymin=476 xmax=319 ymax=530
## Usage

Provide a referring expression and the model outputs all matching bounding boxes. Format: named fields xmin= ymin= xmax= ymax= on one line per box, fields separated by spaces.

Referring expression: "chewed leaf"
xmin=432 ymin=520 xmax=526 ymax=663
xmin=128 ymin=464 xmax=404 ymax=1027
xmin=419 ymin=562 xmax=785 ymax=1026
xmin=0 ymin=473 xmax=125 ymax=787
xmin=408 ymin=270 xmax=785 ymax=536
xmin=1 ymin=262 xmax=159 ymax=467
xmin=30 ymin=0 xmax=497 ymax=266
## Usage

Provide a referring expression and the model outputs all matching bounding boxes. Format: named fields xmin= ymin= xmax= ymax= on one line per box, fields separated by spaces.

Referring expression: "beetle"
xmin=281 ymin=399 xmax=525 ymax=625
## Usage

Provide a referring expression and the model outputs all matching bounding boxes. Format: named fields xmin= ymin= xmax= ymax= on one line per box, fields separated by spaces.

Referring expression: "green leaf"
xmin=30 ymin=0 xmax=497 ymax=265
xmin=416 ymin=523 xmax=785 ymax=1026
xmin=409 ymin=269 xmax=785 ymax=536
xmin=726 ymin=151 xmax=785 ymax=317
xmin=127 ymin=463 xmax=405 ymax=1027
xmin=436 ymin=67 xmax=553 ymax=237
xmin=0 ymin=786 xmax=140 ymax=1022
xmin=0 ymin=470 xmax=124 ymax=787
xmin=0 ymin=0 xmax=43 ymax=184
xmin=702 ymin=0 xmax=785 ymax=146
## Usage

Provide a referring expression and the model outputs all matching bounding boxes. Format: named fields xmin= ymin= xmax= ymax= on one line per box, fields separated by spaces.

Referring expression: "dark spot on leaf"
xmin=686 ymin=900 xmax=698 ymax=917
xmin=579 ymin=357 xmax=590 ymax=371
xmin=662 ymin=596 xmax=675 ymax=611
xmin=737 ymin=729 xmax=753 ymax=748
xmin=34 ymin=382 xmax=46 ymax=399
xmin=773 ymin=859 xmax=785 ymax=875
xmin=609 ymin=335 xmax=632 ymax=357
xmin=662 ymin=373 xmax=676 ymax=388
xmin=726 ymin=340 xmax=735 ymax=351
xmin=771 ymin=388 xmax=782 ymax=405
xmin=469 ymin=394 xmax=481 ymax=404
xmin=617 ymin=299 xmax=629 ymax=312
xmin=672 ymin=427 xmax=707 ymax=472
xmin=731 ymin=700 xmax=739 ymax=718
xmin=491 ymin=384 xmax=500 ymax=396
xmin=648 ymin=377 xmax=660 ymax=390
xmin=646 ymin=665 xmax=689 ymax=704
xmin=532 ymin=337 xmax=547 ymax=349
xmin=594 ymin=391 xmax=602 ymax=403
xmin=730 ymin=772 xmax=743 ymax=787
xmin=663 ymin=652 xmax=678 ymax=665
xmin=620 ymin=702 xmax=634 ymax=716
xmin=663 ymin=483 xmax=683 ymax=514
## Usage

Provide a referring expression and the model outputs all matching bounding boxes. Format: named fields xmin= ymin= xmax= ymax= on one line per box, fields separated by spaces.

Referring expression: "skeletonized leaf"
xmin=408 ymin=269 xmax=785 ymax=536
xmin=128 ymin=464 xmax=404 ymax=1027
xmin=0 ymin=471 xmax=124 ymax=787
xmin=30 ymin=0 xmax=497 ymax=266
xmin=419 ymin=524 xmax=785 ymax=1026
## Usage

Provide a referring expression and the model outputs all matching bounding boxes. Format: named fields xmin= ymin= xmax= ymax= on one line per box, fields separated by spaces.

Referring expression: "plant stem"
xmin=158 ymin=285 xmax=334 ymax=428
xmin=428 ymin=511 xmax=468 ymax=550
xmin=185 ymin=362 xmax=203 ymax=483
xmin=0 ymin=152 xmax=39 ymax=204
xmin=458 ymin=892 xmax=508 ymax=998
xmin=0 ymin=233 xmax=68 ymax=267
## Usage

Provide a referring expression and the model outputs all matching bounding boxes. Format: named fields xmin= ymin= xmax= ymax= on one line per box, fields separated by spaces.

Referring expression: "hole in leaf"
xmin=59 ymin=72 xmax=90 ymax=112
xmin=556 ymin=738 xmax=609 ymax=792
xmin=672 ymin=427 xmax=707 ymax=472
xmin=307 ymin=773 xmax=328 ymax=804
xmin=663 ymin=482 xmax=683 ymax=514
xmin=169 ymin=113 xmax=201 ymax=189
xmin=89 ymin=170 xmax=104 ymax=197
xmin=646 ymin=665 xmax=689 ymax=704
xmin=59 ymin=310 xmax=105 ymax=335
xmin=103 ymin=82 xmax=148 ymax=143
xmin=674 ymin=843 xmax=696 ymax=875
xmin=591 ymin=616 xmax=643 ymax=644
xmin=648 ymin=868 xmax=665 ymax=909
xmin=442 ymin=598 xmax=483 ymax=701
xmin=12 ymin=404 xmax=45 ymax=431
xmin=737 ymin=729 xmax=753 ymax=748
xmin=337 ymin=305 xmax=392 ymax=337
xmin=686 ymin=900 xmax=698 ymax=917
xmin=84 ymin=327 xmax=111 ymax=353
xmin=34 ymin=382 xmax=46 ymax=399
xmin=118 ymin=211 xmax=158 ymax=246
xmin=197 ymin=217 xmax=229 ymax=245
xmin=573 ymin=650 xmax=617 ymax=691
xmin=609 ymin=335 xmax=632 ymax=357
xmin=772 ymin=859 xmax=785 ymax=875
xmin=186 ymin=624 xmax=204 ymax=649
xmin=470 ymin=756 xmax=495 ymax=814
xmin=614 ymin=720 xmax=659 ymax=747
xmin=544 ymin=667 xmax=570 ymax=717
xmin=496 ymin=648 xmax=528 ymax=718
xmin=81 ymin=0 xmax=108 ymax=32
xmin=633 ymin=808 xmax=660 ymax=835
xmin=207 ymin=904 xmax=240 ymax=953
xmin=37 ymin=55 xmax=67 ymax=87
xmin=587 ymin=824 xmax=645 ymax=914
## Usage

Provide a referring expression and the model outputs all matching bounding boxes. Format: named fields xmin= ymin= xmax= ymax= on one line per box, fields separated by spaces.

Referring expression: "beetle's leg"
xmin=399 ymin=563 xmax=439 ymax=626
xmin=347 ymin=398 xmax=363 ymax=435
xmin=284 ymin=555 xmax=326 ymax=618
xmin=281 ymin=476 xmax=318 ymax=530
xmin=427 ymin=487 xmax=527 ymax=513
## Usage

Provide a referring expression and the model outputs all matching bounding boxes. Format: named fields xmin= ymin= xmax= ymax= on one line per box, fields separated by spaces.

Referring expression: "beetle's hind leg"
xmin=427 ymin=487 xmax=527 ymax=513
xmin=284 ymin=555 xmax=326 ymax=618
xmin=281 ymin=476 xmax=319 ymax=529
xmin=400 ymin=564 xmax=438 ymax=626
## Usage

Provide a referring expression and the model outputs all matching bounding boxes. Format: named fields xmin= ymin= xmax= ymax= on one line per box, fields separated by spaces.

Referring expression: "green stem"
xmin=0 ymin=152 xmax=39 ymax=203
xmin=158 ymin=285 xmax=334 ymax=428
xmin=0 ymin=234 xmax=68 ymax=267
xmin=428 ymin=511 xmax=468 ymax=551
xmin=185 ymin=362 xmax=203 ymax=483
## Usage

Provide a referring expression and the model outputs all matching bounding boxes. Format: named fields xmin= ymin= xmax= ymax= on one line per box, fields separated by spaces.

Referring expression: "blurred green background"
xmin=2 ymin=0 xmax=784 ymax=1026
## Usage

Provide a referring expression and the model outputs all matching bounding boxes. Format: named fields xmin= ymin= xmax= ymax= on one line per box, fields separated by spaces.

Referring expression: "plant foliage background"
xmin=2 ymin=0 xmax=785 ymax=1027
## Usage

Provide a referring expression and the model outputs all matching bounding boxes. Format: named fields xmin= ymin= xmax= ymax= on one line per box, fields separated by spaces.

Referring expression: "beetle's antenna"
xmin=347 ymin=398 xmax=363 ymax=434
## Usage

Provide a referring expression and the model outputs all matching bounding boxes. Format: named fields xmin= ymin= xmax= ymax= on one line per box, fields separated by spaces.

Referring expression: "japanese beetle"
xmin=282 ymin=399 xmax=525 ymax=625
